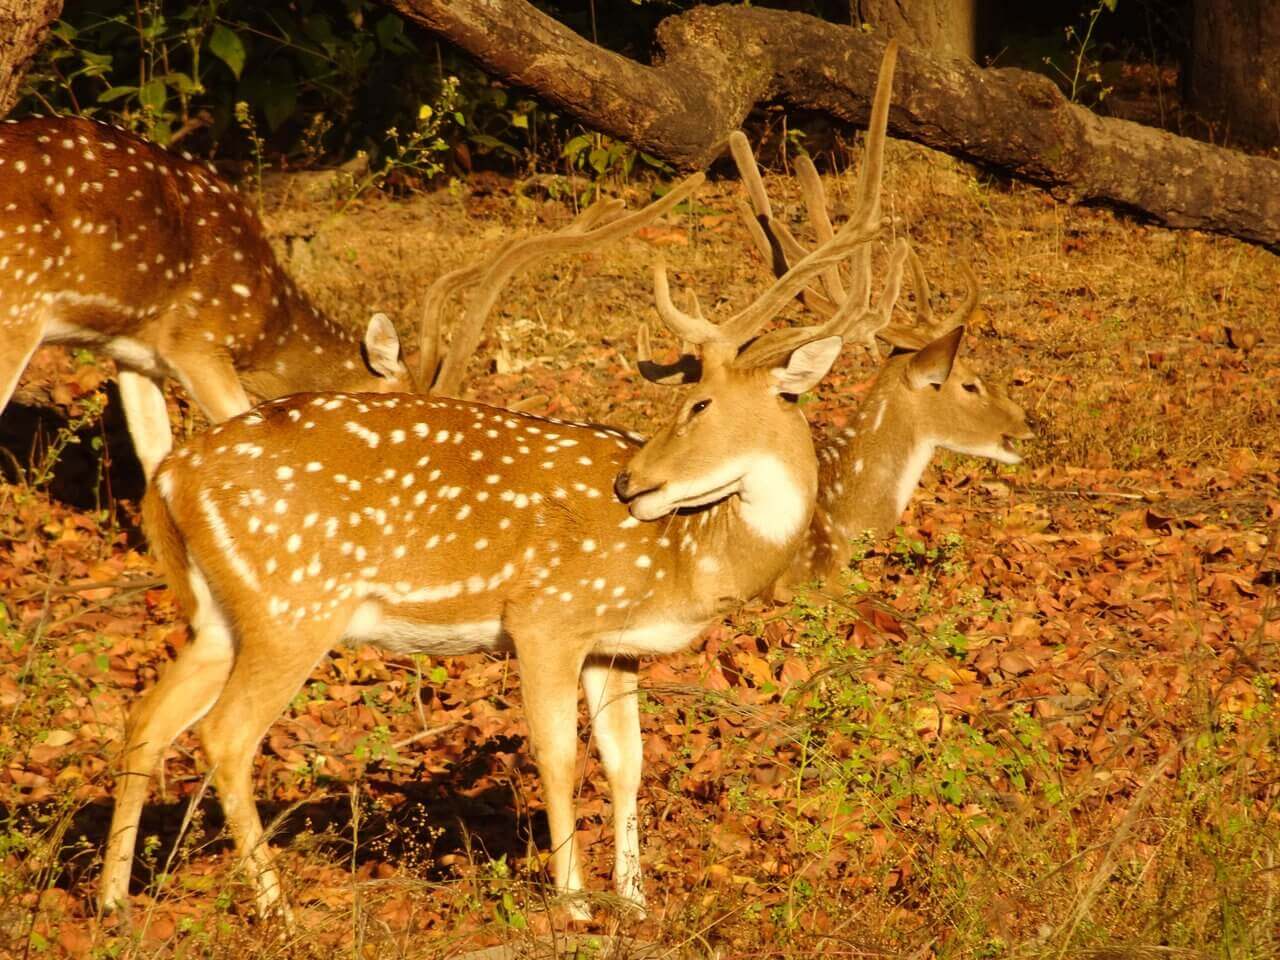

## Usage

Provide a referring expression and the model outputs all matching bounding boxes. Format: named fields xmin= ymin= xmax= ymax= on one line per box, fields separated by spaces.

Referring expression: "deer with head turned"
xmin=0 ymin=115 xmax=703 ymax=478
xmin=98 ymin=118 xmax=887 ymax=918
xmin=720 ymin=122 xmax=1033 ymax=600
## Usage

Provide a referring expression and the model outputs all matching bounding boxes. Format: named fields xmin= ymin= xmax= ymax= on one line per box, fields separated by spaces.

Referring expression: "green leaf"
xmin=208 ymin=24 xmax=246 ymax=80
xmin=561 ymin=133 xmax=591 ymax=160
xmin=96 ymin=85 xmax=138 ymax=104
xmin=510 ymin=112 xmax=528 ymax=130
xmin=138 ymin=78 xmax=167 ymax=115
xmin=374 ymin=14 xmax=412 ymax=54
xmin=261 ymin=62 xmax=298 ymax=132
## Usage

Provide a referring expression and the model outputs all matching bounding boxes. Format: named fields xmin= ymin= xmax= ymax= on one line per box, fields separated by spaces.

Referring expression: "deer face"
xmin=899 ymin=326 xmax=1033 ymax=465
xmin=617 ymin=337 xmax=841 ymax=535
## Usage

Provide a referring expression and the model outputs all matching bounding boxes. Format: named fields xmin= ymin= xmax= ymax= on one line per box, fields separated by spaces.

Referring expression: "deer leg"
xmin=516 ymin=639 xmax=590 ymax=919
xmin=115 ymin=371 xmax=173 ymax=480
xmin=581 ymin=657 xmax=645 ymax=912
xmin=195 ymin=622 xmax=335 ymax=919
xmin=166 ymin=347 xmax=252 ymax=425
xmin=0 ymin=315 xmax=44 ymax=416
xmin=100 ymin=569 xmax=235 ymax=913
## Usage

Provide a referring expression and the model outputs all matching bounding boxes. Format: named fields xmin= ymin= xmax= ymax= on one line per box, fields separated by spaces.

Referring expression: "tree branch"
xmin=389 ymin=0 xmax=1280 ymax=251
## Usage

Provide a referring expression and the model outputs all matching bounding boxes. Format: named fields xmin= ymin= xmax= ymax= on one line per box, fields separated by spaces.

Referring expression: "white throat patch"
xmin=737 ymin=453 xmax=810 ymax=546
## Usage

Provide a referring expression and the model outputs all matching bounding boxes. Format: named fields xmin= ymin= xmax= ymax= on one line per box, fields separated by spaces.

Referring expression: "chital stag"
xmin=722 ymin=117 xmax=1033 ymax=598
xmin=101 ymin=157 xmax=885 ymax=918
xmin=0 ymin=115 xmax=414 ymax=478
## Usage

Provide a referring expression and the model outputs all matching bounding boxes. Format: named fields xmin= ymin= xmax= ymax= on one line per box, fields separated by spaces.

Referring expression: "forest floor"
xmin=1 ymin=137 xmax=1278 ymax=959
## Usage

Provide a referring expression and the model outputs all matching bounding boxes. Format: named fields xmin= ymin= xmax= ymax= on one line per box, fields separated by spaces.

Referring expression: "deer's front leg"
xmin=517 ymin=640 xmax=589 ymax=919
xmin=581 ymin=657 xmax=645 ymax=912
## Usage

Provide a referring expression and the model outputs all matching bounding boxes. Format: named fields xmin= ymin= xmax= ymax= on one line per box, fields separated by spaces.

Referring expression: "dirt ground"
xmin=1 ymin=137 xmax=1278 ymax=958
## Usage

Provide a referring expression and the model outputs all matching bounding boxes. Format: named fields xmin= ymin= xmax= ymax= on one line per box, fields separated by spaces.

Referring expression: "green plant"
xmin=23 ymin=392 xmax=107 ymax=491
xmin=328 ymin=77 xmax=459 ymax=217
xmin=1046 ymin=0 xmax=1118 ymax=106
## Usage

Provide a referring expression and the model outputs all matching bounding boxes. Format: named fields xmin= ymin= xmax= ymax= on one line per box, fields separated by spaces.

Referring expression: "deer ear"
xmin=363 ymin=313 xmax=403 ymax=378
xmin=770 ymin=335 xmax=843 ymax=396
xmin=905 ymin=325 xmax=964 ymax=389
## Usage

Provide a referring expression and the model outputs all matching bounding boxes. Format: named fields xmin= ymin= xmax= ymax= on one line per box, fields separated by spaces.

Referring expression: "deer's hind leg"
xmin=100 ymin=568 xmax=235 ymax=913
xmin=195 ymin=615 xmax=339 ymax=919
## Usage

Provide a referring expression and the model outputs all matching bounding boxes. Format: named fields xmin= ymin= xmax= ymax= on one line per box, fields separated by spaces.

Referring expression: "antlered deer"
xmin=99 ymin=124 xmax=888 ymax=918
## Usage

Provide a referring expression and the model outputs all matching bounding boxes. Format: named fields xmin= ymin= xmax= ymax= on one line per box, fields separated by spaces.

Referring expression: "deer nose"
xmin=614 ymin=471 xmax=632 ymax=501
xmin=1022 ymin=413 xmax=1040 ymax=437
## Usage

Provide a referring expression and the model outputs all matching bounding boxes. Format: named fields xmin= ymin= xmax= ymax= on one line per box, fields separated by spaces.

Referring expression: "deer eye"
xmin=690 ymin=399 xmax=711 ymax=416
xmin=962 ymin=382 xmax=980 ymax=394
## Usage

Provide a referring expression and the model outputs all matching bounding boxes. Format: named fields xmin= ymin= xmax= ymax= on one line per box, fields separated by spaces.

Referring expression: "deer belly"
xmin=593 ymin=620 xmax=708 ymax=657
xmin=341 ymin=600 xmax=507 ymax=656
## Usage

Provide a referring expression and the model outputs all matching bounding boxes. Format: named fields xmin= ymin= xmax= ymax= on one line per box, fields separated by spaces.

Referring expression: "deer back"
xmin=0 ymin=115 xmax=412 ymax=404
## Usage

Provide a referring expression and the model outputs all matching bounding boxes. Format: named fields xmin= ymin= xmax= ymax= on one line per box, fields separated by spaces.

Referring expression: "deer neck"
xmin=237 ymin=299 xmax=364 ymax=401
xmin=817 ymin=387 xmax=935 ymax=541
xmin=655 ymin=454 xmax=815 ymax=617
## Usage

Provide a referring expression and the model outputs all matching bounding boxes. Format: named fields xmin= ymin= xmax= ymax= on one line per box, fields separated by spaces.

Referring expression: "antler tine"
xmin=845 ymin=40 xmax=899 ymax=316
xmin=878 ymin=249 xmax=981 ymax=350
xmin=795 ymin=154 xmax=847 ymax=306
xmin=906 ymin=247 xmax=935 ymax=324
xmin=417 ymin=242 xmax=519 ymax=387
xmin=729 ymin=131 xmax=773 ymax=223
xmin=430 ymin=172 xmax=705 ymax=396
xmin=652 ymin=263 xmax=722 ymax=344
xmin=948 ymin=261 xmax=981 ymax=331
xmin=735 ymin=197 xmax=775 ymax=264
xmin=832 ymin=236 xmax=910 ymax=348
xmin=566 ymin=197 xmax=628 ymax=234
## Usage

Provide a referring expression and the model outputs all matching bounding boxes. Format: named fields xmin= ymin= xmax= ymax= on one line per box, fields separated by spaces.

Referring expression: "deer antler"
xmin=419 ymin=173 xmax=705 ymax=395
xmin=638 ymin=41 xmax=900 ymax=383
xmin=878 ymin=256 xmax=982 ymax=350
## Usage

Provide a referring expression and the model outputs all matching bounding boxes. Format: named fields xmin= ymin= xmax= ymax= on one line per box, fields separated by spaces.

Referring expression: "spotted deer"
xmin=0 ymin=115 xmax=702 ymax=479
xmin=0 ymin=115 xmax=414 ymax=478
xmin=720 ymin=119 xmax=1034 ymax=599
xmin=98 ymin=127 xmax=886 ymax=918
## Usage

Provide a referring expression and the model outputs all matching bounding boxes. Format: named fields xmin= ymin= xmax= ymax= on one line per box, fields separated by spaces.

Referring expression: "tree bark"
xmin=1186 ymin=0 xmax=1280 ymax=148
xmin=852 ymin=0 xmax=978 ymax=61
xmin=388 ymin=0 xmax=1280 ymax=253
xmin=0 ymin=0 xmax=63 ymax=117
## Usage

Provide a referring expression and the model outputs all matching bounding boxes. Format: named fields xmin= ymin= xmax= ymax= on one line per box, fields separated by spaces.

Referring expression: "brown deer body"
xmin=100 ymin=138 xmax=885 ymax=915
xmin=0 ymin=115 xmax=413 ymax=477
xmin=116 ymin=345 xmax=842 ymax=918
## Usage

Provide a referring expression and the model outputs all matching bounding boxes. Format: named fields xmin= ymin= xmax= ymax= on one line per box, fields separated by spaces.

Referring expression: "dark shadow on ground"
xmin=0 ymin=732 xmax=548 ymax=902
xmin=0 ymin=380 xmax=147 ymax=513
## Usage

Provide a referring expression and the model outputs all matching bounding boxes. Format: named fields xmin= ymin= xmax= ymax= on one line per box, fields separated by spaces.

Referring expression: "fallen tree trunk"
xmin=0 ymin=0 xmax=63 ymax=116
xmin=388 ymin=0 xmax=1280 ymax=252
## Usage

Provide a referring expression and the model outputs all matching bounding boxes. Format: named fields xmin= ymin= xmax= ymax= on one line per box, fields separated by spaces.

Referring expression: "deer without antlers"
xmin=0 ymin=115 xmax=415 ymax=479
xmin=100 ymin=129 xmax=886 ymax=917
xmin=720 ymin=87 xmax=1033 ymax=599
